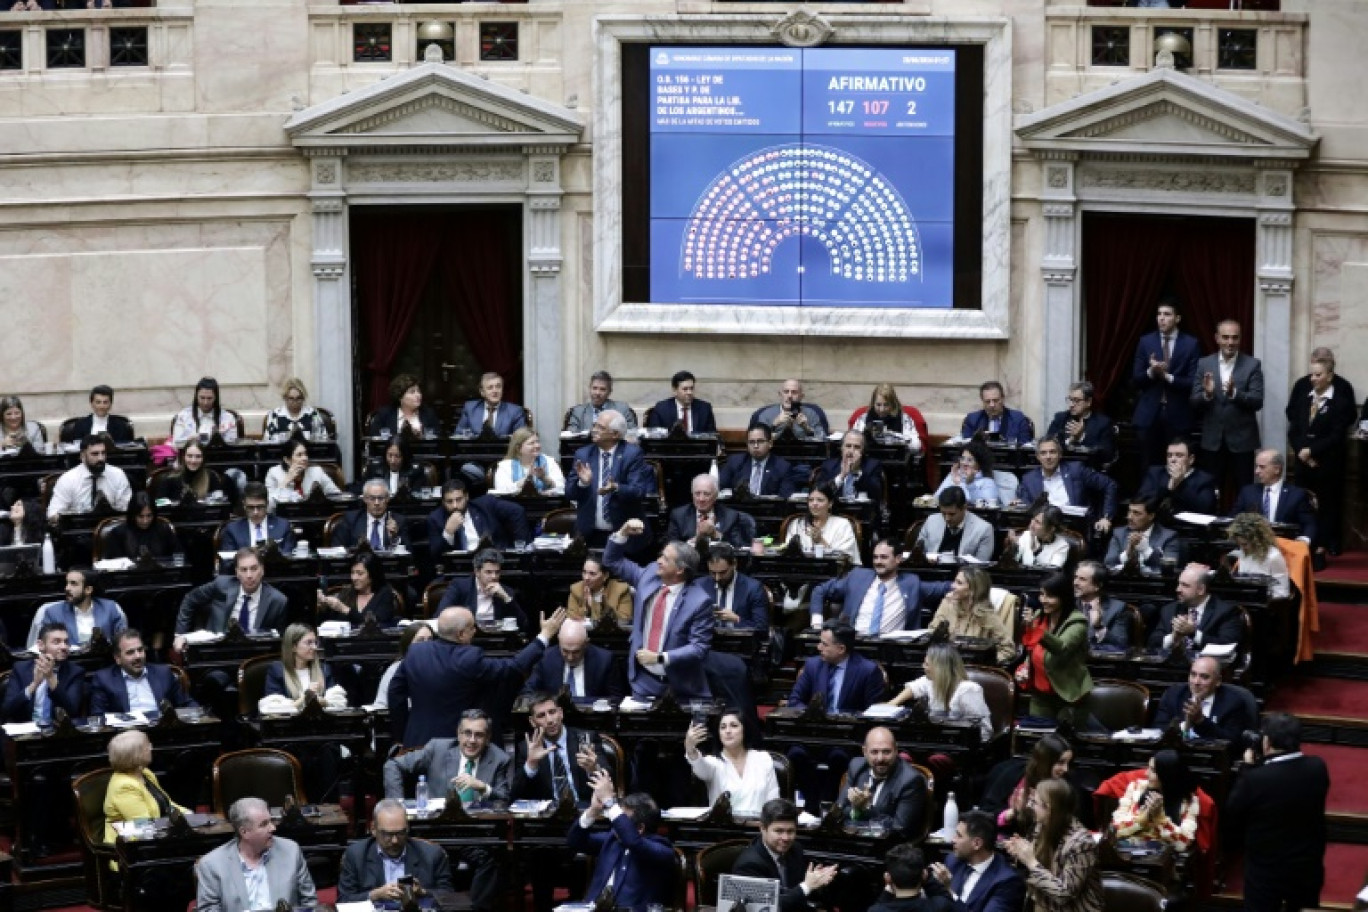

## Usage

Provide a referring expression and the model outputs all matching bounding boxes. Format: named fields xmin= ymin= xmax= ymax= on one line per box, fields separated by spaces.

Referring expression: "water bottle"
xmin=415 ymin=775 xmax=429 ymax=811
xmin=41 ymin=534 xmax=56 ymax=574
xmin=943 ymin=791 xmax=960 ymax=837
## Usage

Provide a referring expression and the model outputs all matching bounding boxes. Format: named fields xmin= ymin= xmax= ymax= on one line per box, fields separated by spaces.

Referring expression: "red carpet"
xmin=1267 ymin=675 xmax=1368 ymax=720
xmin=1318 ymin=550 xmax=1368 ymax=586
xmin=1304 ymin=743 xmax=1368 ymax=814
xmin=1314 ymin=602 xmax=1368 ymax=655
xmin=1222 ymin=842 xmax=1368 ymax=907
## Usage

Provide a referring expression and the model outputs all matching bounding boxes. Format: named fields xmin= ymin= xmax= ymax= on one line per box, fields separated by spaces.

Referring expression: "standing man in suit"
xmin=926 ymin=809 xmax=1025 ymax=912
xmin=750 ymin=379 xmax=830 ymax=440
xmin=1104 ymin=498 xmax=1180 ymax=572
xmin=1191 ymin=320 xmax=1263 ymax=497
xmin=1231 ymin=448 xmax=1316 ymax=544
xmin=810 ymin=539 xmax=950 ymax=633
xmin=1148 ymin=564 xmax=1243 ymax=651
xmin=90 ymin=629 xmax=195 ymax=714
xmin=525 ymin=619 xmax=625 ymax=701
xmin=700 ymin=543 xmax=768 ymax=630
xmin=960 ymin=381 xmax=1034 ymax=445
xmin=196 ymin=797 xmax=315 ymax=912
xmin=220 ymin=483 xmax=296 ymax=553
xmin=337 ymin=800 xmax=454 ymax=904
xmin=732 ymin=799 xmax=838 ymax=912
xmin=1132 ymin=297 xmax=1201 ymax=466
xmin=384 ymin=707 xmax=511 ymax=803
xmin=62 ymin=385 xmax=135 ymax=444
xmin=1153 ymin=656 xmax=1256 ymax=742
xmin=837 ymin=727 xmax=928 ymax=840
xmin=1045 ymin=382 xmax=1116 ymax=464
xmin=645 ymin=370 xmax=716 ymax=434
xmin=332 ymin=479 xmax=410 ymax=552
xmin=565 ymin=370 xmax=638 ymax=433
xmin=1136 ymin=438 xmax=1219 ymax=516
xmin=1286 ymin=348 xmax=1357 ymax=559
xmin=569 ymin=771 xmax=676 ymax=912
xmin=436 ymin=548 xmax=526 ymax=627
xmin=1224 ymin=713 xmax=1329 ymax=912
xmin=916 ymin=488 xmax=996 ymax=563
xmin=26 ymin=566 xmax=127 ymax=648
xmin=566 ymin=411 xmax=656 ymax=554
xmin=666 ymin=474 xmax=753 ymax=550
xmin=603 ymin=520 xmax=714 ymax=700
xmin=455 ymin=372 xmax=526 ymax=437
xmin=1073 ymin=561 xmax=1132 ymax=650
xmin=718 ymin=423 xmax=799 ymax=498
xmin=388 ymin=606 xmax=564 ymax=747
xmin=2 ymin=622 xmax=85 ymax=722
xmin=426 ymin=473 xmax=530 ymax=554
xmin=1014 ymin=436 xmax=1116 ymax=534
xmin=173 ymin=549 xmax=289 ymax=650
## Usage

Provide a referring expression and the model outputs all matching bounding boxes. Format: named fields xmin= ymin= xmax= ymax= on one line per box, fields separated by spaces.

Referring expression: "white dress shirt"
xmin=122 ymin=670 xmax=159 ymax=714
xmin=47 ymin=463 xmax=133 ymax=519
xmin=853 ymin=578 xmax=906 ymax=634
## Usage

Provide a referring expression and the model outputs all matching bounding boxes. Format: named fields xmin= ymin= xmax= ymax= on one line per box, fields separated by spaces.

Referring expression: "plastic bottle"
xmin=416 ymin=775 xmax=429 ymax=811
xmin=41 ymin=534 xmax=56 ymax=574
xmin=943 ymin=791 xmax=960 ymax=836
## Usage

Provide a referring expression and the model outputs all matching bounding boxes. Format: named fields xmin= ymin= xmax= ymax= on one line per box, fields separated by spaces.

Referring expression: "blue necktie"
xmin=237 ymin=593 xmax=251 ymax=630
xmin=843 ymin=474 xmax=856 ymax=499
xmin=750 ymin=460 xmax=764 ymax=492
xmin=370 ymin=518 xmax=382 ymax=550
xmin=869 ymin=582 xmax=887 ymax=635
xmin=32 ymin=679 xmax=50 ymax=724
xmin=826 ymin=665 xmax=842 ymax=714
xmin=565 ymin=666 xmax=578 ymax=698
xmin=1262 ymin=487 xmax=1272 ymax=520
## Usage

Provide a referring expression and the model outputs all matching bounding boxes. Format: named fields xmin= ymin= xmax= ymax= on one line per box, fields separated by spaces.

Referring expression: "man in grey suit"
xmin=196 ymin=796 xmax=316 ymax=912
xmin=1104 ymin=498 xmax=1181 ymax=572
xmin=1191 ymin=319 xmax=1264 ymax=494
xmin=565 ymin=370 xmax=638 ymax=433
xmin=915 ymin=487 xmax=995 ymax=562
xmin=173 ymin=549 xmax=289 ymax=652
xmin=1074 ymin=560 xmax=1133 ymax=649
xmin=338 ymin=800 xmax=454 ymax=905
xmin=383 ymin=707 xmax=511 ymax=803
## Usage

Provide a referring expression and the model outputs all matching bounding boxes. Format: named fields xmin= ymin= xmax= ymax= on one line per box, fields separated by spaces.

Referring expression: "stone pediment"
xmin=285 ymin=62 xmax=583 ymax=151
xmin=1016 ymin=67 xmax=1316 ymax=161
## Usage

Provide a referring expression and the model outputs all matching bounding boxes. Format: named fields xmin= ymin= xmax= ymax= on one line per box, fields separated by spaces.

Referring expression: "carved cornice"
xmin=312 ymin=263 xmax=346 ymax=279
xmin=1078 ymin=168 xmax=1255 ymax=194
xmin=1259 ymin=278 xmax=1293 ymax=294
xmin=1043 ymin=271 xmax=1077 ymax=285
xmin=347 ymin=160 xmax=524 ymax=184
xmin=1042 ymin=202 xmax=1075 ymax=219
xmin=1074 ymin=101 xmax=1253 ymax=144
xmin=339 ymin=95 xmax=522 ymax=135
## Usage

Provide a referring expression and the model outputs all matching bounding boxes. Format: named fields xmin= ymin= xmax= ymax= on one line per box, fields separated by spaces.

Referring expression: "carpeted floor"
xmin=1222 ymin=840 xmax=1368 ymax=907
xmin=1312 ymin=601 xmax=1368 ymax=655
xmin=1303 ymin=743 xmax=1368 ymax=814
xmin=1318 ymin=549 xmax=1368 ymax=586
xmin=1267 ymin=674 xmax=1368 ymax=719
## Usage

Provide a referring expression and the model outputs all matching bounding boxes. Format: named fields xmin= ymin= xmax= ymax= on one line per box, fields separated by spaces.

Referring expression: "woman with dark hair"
xmin=372 ymin=622 xmax=433 ymax=708
xmin=1111 ymin=750 xmax=1201 ymax=849
xmin=367 ymin=374 xmax=441 ymax=439
xmin=1005 ymin=777 xmax=1104 ymax=912
xmin=265 ymin=437 xmax=341 ymax=505
xmin=1007 ymin=504 xmax=1071 ymax=569
xmin=935 ymin=440 xmax=1000 ymax=503
xmin=683 ymin=708 xmax=779 ymax=815
xmin=170 ymin=377 xmax=237 ymax=445
xmin=104 ymin=492 xmax=178 ymax=560
xmin=0 ymin=395 xmax=46 ymax=448
xmin=789 ymin=483 xmax=860 ymax=564
xmin=0 ymin=497 xmax=44 ymax=546
xmin=1016 ymin=571 xmax=1093 ymax=723
xmin=317 ymin=553 xmax=399 ymax=626
xmin=153 ymin=440 xmax=229 ymax=502
xmin=983 ymin=732 xmax=1074 ymax=833
xmin=567 ymin=556 xmax=633 ymax=623
xmin=363 ymin=438 xmax=429 ymax=496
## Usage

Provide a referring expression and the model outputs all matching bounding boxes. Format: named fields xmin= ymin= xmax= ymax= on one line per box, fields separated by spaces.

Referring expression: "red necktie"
xmin=683 ymin=408 xmax=691 ymax=432
xmin=646 ymin=587 xmax=669 ymax=652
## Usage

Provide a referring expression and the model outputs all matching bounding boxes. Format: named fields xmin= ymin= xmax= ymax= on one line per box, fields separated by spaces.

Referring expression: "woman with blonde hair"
xmin=265 ymin=377 xmax=328 ymax=440
xmin=849 ymin=383 xmax=922 ymax=450
xmin=264 ymin=623 xmax=337 ymax=708
xmin=888 ymin=641 xmax=993 ymax=741
xmin=103 ymin=730 xmax=188 ymax=843
xmin=493 ymin=428 xmax=565 ymax=495
xmin=1227 ymin=512 xmax=1290 ymax=599
xmin=927 ymin=566 xmax=1014 ymax=663
xmin=1005 ymin=777 xmax=1104 ymax=912
xmin=0 ymin=395 xmax=45 ymax=448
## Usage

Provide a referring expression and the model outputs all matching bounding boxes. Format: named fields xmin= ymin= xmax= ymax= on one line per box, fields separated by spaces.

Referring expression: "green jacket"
xmin=1040 ymin=610 xmax=1094 ymax=704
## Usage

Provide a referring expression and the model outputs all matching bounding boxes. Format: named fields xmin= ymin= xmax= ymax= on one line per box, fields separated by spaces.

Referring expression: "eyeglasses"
xmin=244 ymin=503 xmax=269 ymax=513
xmin=1066 ymin=396 xmax=1086 ymax=404
xmin=363 ymin=495 xmax=389 ymax=503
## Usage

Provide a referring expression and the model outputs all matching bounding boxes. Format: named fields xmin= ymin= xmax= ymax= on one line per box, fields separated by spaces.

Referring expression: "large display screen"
xmin=648 ymin=46 xmax=957 ymax=309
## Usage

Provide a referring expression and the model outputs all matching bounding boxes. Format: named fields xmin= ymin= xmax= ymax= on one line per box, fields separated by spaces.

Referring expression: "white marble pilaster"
xmin=308 ymin=154 xmax=354 ymax=470
xmin=524 ymin=148 xmax=566 ymax=435
xmin=1255 ymin=166 xmax=1295 ymax=452
xmin=1040 ymin=157 xmax=1079 ymax=427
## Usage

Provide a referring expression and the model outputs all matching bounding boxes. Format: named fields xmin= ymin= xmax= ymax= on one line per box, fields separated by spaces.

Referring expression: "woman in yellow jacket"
xmin=103 ymin=730 xmax=189 ymax=844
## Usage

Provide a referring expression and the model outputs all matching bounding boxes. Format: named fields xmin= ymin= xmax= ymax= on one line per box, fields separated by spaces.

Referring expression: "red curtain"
xmin=1172 ymin=217 xmax=1256 ymax=356
xmin=435 ymin=215 xmax=522 ymax=404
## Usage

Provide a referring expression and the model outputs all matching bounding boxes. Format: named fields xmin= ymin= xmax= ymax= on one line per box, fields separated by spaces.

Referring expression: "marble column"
xmin=523 ymin=148 xmax=566 ymax=435
xmin=1254 ymin=165 xmax=1295 ymax=453
xmin=1039 ymin=156 xmax=1079 ymax=426
xmin=307 ymin=154 xmax=354 ymax=470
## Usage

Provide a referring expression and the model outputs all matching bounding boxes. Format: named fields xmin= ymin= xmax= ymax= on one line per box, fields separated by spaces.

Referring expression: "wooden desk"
xmin=763 ymin=707 xmax=983 ymax=767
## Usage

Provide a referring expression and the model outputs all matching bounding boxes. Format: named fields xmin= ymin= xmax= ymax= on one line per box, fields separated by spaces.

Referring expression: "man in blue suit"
xmin=1132 ymin=298 xmax=1201 ymax=465
xmin=1104 ymin=498 xmax=1181 ymax=572
xmin=565 ymin=411 xmax=656 ymax=554
xmin=568 ymin=771 xmax=677 ymax=912
xmin=699 ymin=543 xmax=768 ymax=630
xmin=426 ymin=473 xmax=530 ymax=554
xmin=90 ymin=629 xmax=195 ymax=714
xmin=643 ymin=370 xmax=716 ymax=434
xmin=810 ymin=540 xmax=950 ymax=633
xmin=524 ymin=619 xmax=624 ymax=701
xmin=960 ymin=381 xmax=1035 ymax=445
xmin=1014 ymin=436 xmax=1117 ymax=533
xmin=454 ymin=372 xmax=526 ymax=436
xmin=926 ymin=809 xmax=1025 ymax=912
xmin=603 ymin=521 xmax=713 ymax=700
xmin=219 ymin=483 xmax=295 ymax=552
xmin=717 ymin=423 xmax=799 ymax=497
xmin=814 ymin=431 xmax=884 ymax=503
xmin=26 ymin=566 xmax=127 ymax=648
xmin=1231 ymin=448 xmax=1317 ymax=544
xmin=436 ymin=548 xmax=526 ymax=627
xmin=2 ymin=622 xmax=86 ymax=723
xmin=388 ymin=605 xmax=563 ymax=747
xmin=1136 ymin=438 xmax=1219 ymax=516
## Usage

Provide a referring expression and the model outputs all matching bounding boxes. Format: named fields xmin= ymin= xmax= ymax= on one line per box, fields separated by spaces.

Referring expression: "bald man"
xmin=835 ymin=727 xmax=927 ymax=840
xmin=524 ymin=618 xmax=625 ymax=702
xmin=1153 ymin=656 xmax=1256 ymax=743
xmin=750 ymin=379 xmax=830 ymax=440
xmin=388 ymin=605 xmax=565 ymax=747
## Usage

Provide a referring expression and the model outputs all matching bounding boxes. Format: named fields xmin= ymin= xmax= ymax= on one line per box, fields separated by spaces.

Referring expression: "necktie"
xmin=989 ymin=417 xmax=1000 ymax=434
xmin=750 ymin=460 xmax=764 ymax=492
xmin=484 ymin=407 xmax=495 ymax=431
xmin=551 ymin=746 xmax=576 ymax=801
xmin=718 ymin=585 xmax=728 ymax=613
xmin=1162 ymin=334 xmax=1172 ymax=364
xmin=682 ymin=407 xmax=690 ymax=432
xmin=596 ymin=452 xmax=612 ymax=527
xmin=1262 ymin=486 xmax=1272 ymax=519
xmin=370 ymin=518 xmax=382 ymax=550
xmin=843 ymin=473 xmax=856 ymax=499
xmin=455 ymin=523 xmax=467 ymax=551
xmin=89 ymin=476 xmax=99 ymax=510
xmin=1310 ymin=395 xmax=1321 ymax=423
xmin=646 ymin=587 xmax=669 ymax=652
xmin=254 ymin=523 xmax=264 ymax=546
xmin=459 ymin=758 xmax=477 ymax=804
xmin=565 ymin=665 xmax=578 ymax=698
xmin=826 ymin=665 xmax=842 ymax=714
xmin=32 ymin=680 xmax=50 ymax=724
xmin=237 ymin=593 xmax=251 ymax=630
xmin=869 ymin=582 xmax=887 ymax=635
xmin=775 ymin=854 xmax=788 ymax=889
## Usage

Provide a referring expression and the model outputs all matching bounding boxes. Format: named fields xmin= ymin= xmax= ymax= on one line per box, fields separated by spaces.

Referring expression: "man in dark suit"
xmin=665 ymin=474 xmax=753 ymax=549
xmin=511 ymin=691 xmax=613 ymax=804
xmin=750 ymin=379 xmax=830 ymax=440
xmin=1285 ymin=348 xmax=1357 ymax=556
xmin=812 ymin=540 xmax=950 ymax=633
xmin=1136 ymin=438 xmax=1219 ymax=516
xmin=2 ymin=621 xmax=85 ymax=723
xmin=603 ymin=521 xmax=714 ymax=700
xmin=332 ymin=478 xmax=411 ymax=552
xmin=1148 ymin=564 xmax=1243 ymax=651
xmin=1104 ymin=498 xmax=1181 ymax=572
xmin=569 ymin=772 xmax=677 ymax=912
xmin=1231 ymin=448 xmax=1316 ymax=544
xmin=814 ymin=431 xmax=884 ymax=503
xmin=1045 ymin=381 xmax=1116 ymax=464
xmin=1073 ymin=561 xmax=1132 ymax=650
xmin=732 ymin=799 xmax=838 ymax=912
xmin=62 ymin=385 xmax=135 ymax=444
xmin=90 ymin=629 xmax=195 ymax=715
xmin=525 ymin=619 xmax=624 ymax=701
xmin=644 ymin=370 xmax=716 ymax=434
xmin=699 ymin=543 xmax=768 ymax=630
xmin=425 ymin=473 xmax=530 ymax=554
xmin=926 ymin=809 xmax=1025 ymax=912
xmin=1014 ymin=436 xmax=1117 ymax=534
xmin=173 ymin=549 xmax=290 ymax=650
xmin=718 ymin=423 xmax=799 ymax=497
xmin=1224 ymin=713 xmax=1329 ymax=912
xmin=566 ymin=411 xmax=656 ymax=554
xmin=837 ymin=727 xmax=928 ymax=840
xmin=1191 ymin=320 xmax=1263 ymax=495
xmin=436 ymin=548 xmax=525 ymax=627
xmin=454 ymin=372 xmax=527 ymax=437
xmin=337 ymin=800 xmax=454 ymax=904
xmin=388 ymin=606 xmax=563 ymax=747
xmin=219 ymin=483 xmax=295 ymax=553
xmin=1153 ymin=656 xmax=1256 ymax=743
xmin=960 ymin=381 xmax=1034 ymax=445
xmin=869 ymin=846 xmax=955 ymax=912
xmin=1131 ymin=297 xmax=1201 ymax=465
